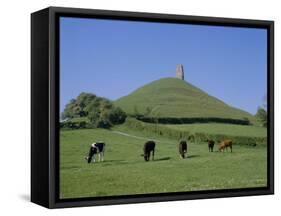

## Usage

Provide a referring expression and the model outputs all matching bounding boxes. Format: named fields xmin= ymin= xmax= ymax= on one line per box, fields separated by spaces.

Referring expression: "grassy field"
xmin=165 ymin=123 xmax=266 ymax=138
xmin=122 ymin=118 xmax=267 ymax=146
xmin=115 ymin=78 xmax=255 ymax=122
xmin=60 ymin=126 xmax=267 ymax=199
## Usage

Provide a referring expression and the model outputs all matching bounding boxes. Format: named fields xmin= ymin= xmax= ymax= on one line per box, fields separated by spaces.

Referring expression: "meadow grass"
xmin=164 ymin=123 xmax=266 ymax=138
xmin=60 ymin=127 xmax=267 ymax=199
xmin=122 ymin=118 xmax=267 ymax=146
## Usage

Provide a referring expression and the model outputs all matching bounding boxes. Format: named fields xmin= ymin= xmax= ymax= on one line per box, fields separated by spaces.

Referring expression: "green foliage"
xmin=255 ymin=107 xmax=267 ymax=127
xmin=115 ymin=78 xmax=256 ymax=124
xmin=60 ymin=121 xmax=88 ymax=130
xmin=62 ymin=93 xmax=97 ymax=119
xmin=61 ymin=92 xmax=127 ymax=129
xmin=62 ymin=99 xmax=80 ymax=119
xmin=88 ymin=109 xmax=100 ymax=124
xmin=96 ymin=119 xmax=111 ymax=129
xmin=109 ymin=107 xmax=127 ymax=125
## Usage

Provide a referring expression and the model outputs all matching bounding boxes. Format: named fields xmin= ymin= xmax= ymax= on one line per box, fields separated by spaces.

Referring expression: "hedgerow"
xmin=124 ymin=118 xmax=266 ymax=146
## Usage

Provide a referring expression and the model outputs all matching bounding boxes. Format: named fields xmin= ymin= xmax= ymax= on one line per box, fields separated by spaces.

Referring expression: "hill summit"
xmin=114 ymin=78 xmax=254 ymax=123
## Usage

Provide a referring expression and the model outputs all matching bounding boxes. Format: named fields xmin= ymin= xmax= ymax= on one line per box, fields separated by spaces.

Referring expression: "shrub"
xmin=60 ymin=121 xmax=88 ymax=130
xmin=109 ymin=107 xmax=127 ymax=125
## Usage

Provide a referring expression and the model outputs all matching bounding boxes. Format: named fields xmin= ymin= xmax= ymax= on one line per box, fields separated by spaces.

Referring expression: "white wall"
xmin=0 ymin=0 xmax=279 ymax=214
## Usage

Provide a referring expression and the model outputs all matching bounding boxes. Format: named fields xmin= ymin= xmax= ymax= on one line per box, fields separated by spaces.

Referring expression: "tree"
xmin=100 ymin=99 xmax=113 ymax=111
xmin=109 ymin=107 xmax=127 ymax=125
xmin=61 ymin=92 xmax=127 ymax=129
xmin=61 ymin=93 xmax=98 ymax=119
xmin=62 ymin=99 xmax=79 ymax=119
xmin=96 ymin=110 xmax=111 ymax=128
xmin=88 ymin=107 xmax=100 ymax=124
xmin=255 ymin=106 xmax=267 ymax=127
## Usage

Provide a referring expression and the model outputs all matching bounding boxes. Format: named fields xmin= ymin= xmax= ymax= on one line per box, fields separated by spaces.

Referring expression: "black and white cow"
xmin=143 ymin=141 xmax=156 ymax=161
xmin=85 ymin=142 xmax=105 ymax=163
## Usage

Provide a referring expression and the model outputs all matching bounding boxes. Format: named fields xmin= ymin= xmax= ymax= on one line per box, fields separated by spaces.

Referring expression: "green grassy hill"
xmin=115 ymin=78 xmax=255 ymax=123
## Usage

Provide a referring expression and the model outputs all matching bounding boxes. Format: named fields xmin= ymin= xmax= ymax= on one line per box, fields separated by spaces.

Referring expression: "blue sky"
xmin=60 ymin=17 xmax=267 ymax=114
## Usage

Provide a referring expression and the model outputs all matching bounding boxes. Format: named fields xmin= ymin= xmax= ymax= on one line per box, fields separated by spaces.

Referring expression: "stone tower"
xmin=176 ymin=64 xmax=184 ymax=80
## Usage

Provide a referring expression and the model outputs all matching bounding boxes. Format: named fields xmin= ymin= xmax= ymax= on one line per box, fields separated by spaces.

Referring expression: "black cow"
xmin=85 ymin=142 xmax=106 ymax=163
xmin=207 ymin=139 xmax=215 ymax=152
xmin=178 ymin=140 xmax=187 ymax=158
xmin=143 ymin=141 xmax=155 ymax=161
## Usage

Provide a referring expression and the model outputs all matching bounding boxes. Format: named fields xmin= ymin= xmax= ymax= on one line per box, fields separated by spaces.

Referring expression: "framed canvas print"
xmin=31 ymin=6 xmax=274 ymax=208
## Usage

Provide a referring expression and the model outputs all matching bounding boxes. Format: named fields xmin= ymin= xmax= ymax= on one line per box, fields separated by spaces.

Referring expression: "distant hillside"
xmin=114 ymin=78 xmax=255 ymax=123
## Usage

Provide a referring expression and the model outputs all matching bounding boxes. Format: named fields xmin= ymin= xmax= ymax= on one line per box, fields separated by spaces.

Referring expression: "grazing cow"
xmin=85 ymin=142 xmax=106 ymax=163
xmin=219 ymin=140 xmax=233 ymax=152
xmin=207 ymin=139 xmax=215 ymax=152
xmin=178 ymin=140 xmax=187 ymax=158
xmin=143 ymin=141 xmax=155 ymax=161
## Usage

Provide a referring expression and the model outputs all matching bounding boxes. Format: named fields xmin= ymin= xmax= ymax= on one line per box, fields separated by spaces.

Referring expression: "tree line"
xmin=61 ymin=93 xmax=127 ymax=129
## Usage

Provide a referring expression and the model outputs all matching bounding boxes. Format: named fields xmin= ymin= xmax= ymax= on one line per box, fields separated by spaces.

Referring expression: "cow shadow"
xmin=100 ymin=159 xmax=129 ymax=165
xmin=186 ymin=154 xmax=200 ymax=159
xmin=153 ymin=157 xmax=171 ymax=161
xmin=102 ymin=159 xmax=125 ymax=163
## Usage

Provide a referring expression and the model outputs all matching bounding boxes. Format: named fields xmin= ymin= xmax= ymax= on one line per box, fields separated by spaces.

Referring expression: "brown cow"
xmin=218 ymin=140 xmax=233 ymax=152
xmin=178 ymin=140 xmax=187 ymax=158
xmin=207 ymin=139 xmax=215 ymax=152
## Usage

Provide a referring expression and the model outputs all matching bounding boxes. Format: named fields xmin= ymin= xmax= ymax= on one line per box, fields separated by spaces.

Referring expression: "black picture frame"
xmin=31 ymin=6 xmax=274 ymax=208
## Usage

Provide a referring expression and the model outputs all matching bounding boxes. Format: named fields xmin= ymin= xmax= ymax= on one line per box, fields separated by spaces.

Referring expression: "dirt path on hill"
xmin=111 ymin=130 xmax=174 ymax=145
